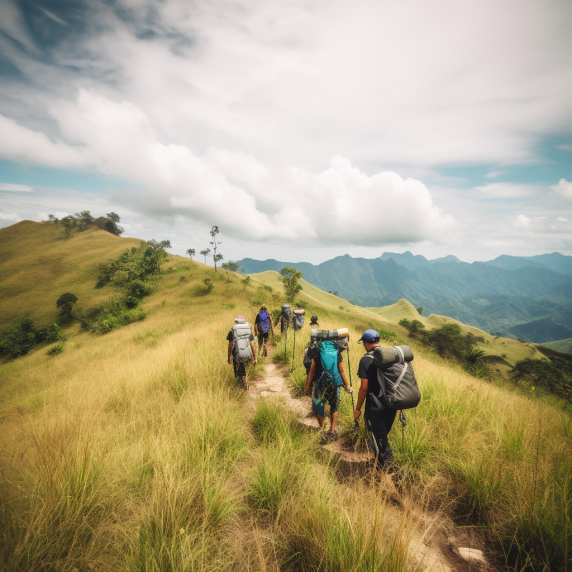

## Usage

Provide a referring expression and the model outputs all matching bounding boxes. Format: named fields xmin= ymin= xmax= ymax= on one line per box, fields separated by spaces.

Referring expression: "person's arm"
xmin=338 ymin=361 xmax=352 ymax=392
xmin=305 ymin=360 xmax=317 ymax=395
xmin=353 ymin=378 xmax=368 ymax=419
xmin=270 ymin=315 xmax=274 ymax=334
xmin=227 ymin=340 xmax=233 ymax=364
xmin=250 ymin=341 xmax=257 ymax=364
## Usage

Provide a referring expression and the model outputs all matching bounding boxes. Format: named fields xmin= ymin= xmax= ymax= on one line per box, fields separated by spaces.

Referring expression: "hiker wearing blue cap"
xmin=354 ymin=329 xmax=397 ymax=469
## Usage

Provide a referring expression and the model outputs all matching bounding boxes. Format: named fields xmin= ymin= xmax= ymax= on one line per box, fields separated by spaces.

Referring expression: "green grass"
xmin=0 ymin=221 xmax=571 ymax=571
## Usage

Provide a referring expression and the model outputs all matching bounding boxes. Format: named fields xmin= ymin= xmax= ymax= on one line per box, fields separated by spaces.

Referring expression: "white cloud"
xmin=0 ymin=114 xmax=92 ymax=169
xmin=551 ymin=178 xmax=572 ymax=199
xmin=2 ymin=90 xmax=455 ymax=245
xmin=0 ymin=212 xmax=21 ymax=222
xmin=485 ymin=171 xmax=503 ymax=179
xmin=0 ymin=182 xmax=33 ymax=192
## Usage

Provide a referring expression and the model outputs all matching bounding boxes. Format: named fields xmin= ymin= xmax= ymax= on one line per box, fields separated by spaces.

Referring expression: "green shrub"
xmin=0 ymin=318 xmax=37 ymax=357
xmin=46 ymin=342 xmax=65 ymax=356
xmin=124 ymin=296 xmax=139 ymax=309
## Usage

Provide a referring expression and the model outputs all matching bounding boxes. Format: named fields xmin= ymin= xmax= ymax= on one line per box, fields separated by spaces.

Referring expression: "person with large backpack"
xmin=305 ymin=339 xmax=352 ymax=442
xmin=353 ymin=329 xmax=420 ymax=470
xmin=227 ymin=316 xmax=257 ymax=389
xmin=254 ymin=305 xmax=274 ymax=357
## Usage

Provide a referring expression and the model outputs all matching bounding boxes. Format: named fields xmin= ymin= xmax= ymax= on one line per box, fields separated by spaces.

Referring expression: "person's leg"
xmin=366 ymin=408 xmax=396 ymax=467
xmin=328 ymin=388 xmax=341 ymax=434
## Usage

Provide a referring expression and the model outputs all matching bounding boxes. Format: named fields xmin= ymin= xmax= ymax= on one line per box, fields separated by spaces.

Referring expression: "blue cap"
xmin=358 ymin=329 xmax=380 ymax=343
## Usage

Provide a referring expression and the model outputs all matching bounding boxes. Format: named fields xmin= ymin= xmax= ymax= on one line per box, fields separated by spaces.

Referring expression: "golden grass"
xmin=0 ymin=222 xmax=570 ymax=571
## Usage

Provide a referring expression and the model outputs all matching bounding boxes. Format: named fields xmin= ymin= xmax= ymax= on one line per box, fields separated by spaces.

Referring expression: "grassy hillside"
xmin=367 ymin=298 xmax=546 ymax=377
xmin=0 ymin=220 xmax=141 ymax=329
xmin=542 ymin=337 xmax=572 ymax=354
xmin=0 ymin=222 xmax=571 ymax=571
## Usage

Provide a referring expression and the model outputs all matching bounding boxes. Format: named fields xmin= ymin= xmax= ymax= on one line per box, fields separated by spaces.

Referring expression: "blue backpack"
xmin=315 ymin=341 xmax=343 ymax=389
xmin=257 ymin=310 xmax=271 ymax=334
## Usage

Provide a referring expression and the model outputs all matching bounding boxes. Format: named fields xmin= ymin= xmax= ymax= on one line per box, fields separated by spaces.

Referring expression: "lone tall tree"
xmin=200 ymin=248 xmax=211 ymax=265
xmin=210 ymin=226 xmax=222 ymax=272
xmin=56 ymin=292 xmax=78 ymax=323
xmin=186 ymin=248 xmax=196 ymax=259
xmin=280 ymin=266 xmax=303 ymax=304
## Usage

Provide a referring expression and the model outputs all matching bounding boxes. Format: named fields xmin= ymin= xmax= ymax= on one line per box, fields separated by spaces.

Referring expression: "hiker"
xmin=227 ymin=316 xmax=257 ymax=389
xmin=310 ymin=315 xmax=319 ymax=327
xmin=254 ymin=305 xmax=274 ymax=357
xmin=354 ymin=329 xmax=396 ymax=469
xmin=305 ymin=341 xmax=352 ymax=441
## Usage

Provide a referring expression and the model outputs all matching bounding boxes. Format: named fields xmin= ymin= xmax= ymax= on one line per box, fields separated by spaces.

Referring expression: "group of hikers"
xmin=227 ymin=305 xmax=420 ymax=470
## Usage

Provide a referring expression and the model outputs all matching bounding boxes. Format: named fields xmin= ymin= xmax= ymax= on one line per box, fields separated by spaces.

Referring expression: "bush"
xmin=127 ymin=279 xmax=152 ymax=299
xmin=90 ymin=309 xmax=146 ymax=335
xmin=0 ymin=318 xmax=37 ymax=357
xmin=46 ymin=342 xmax=65 ymax=356
xmin=97 ymin=239 xmax=171 ymax=287
xmin=124 ymin=296 xmax=139 ymax=309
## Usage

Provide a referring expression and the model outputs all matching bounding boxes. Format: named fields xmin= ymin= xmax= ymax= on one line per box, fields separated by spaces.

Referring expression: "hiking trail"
xmin=248 ymin=353 xmax=494 ymax=572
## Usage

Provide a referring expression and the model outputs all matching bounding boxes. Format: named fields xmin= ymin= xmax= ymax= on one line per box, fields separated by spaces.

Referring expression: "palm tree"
xmin=200 ymin=248 xmax=211 ymax=265
xmin=186 ymin=248 xmax=196 ymax=259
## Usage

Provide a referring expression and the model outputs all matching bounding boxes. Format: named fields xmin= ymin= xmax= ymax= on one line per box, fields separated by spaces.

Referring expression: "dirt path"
xmin=249 ymin=356 xmax=493 ymax=572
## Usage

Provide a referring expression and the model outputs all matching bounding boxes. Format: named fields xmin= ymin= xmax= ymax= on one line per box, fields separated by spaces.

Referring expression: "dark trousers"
xmin=365 ymin=407 xmax=397 ymax=467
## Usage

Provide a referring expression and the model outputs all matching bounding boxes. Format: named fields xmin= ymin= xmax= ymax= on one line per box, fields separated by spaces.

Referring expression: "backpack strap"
xmin=393 ymin=345 xmax=405 ymax=364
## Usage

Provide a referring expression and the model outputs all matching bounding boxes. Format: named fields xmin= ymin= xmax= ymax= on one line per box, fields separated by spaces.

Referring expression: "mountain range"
xmin=236 ymin=252 xmax=572 ymax=343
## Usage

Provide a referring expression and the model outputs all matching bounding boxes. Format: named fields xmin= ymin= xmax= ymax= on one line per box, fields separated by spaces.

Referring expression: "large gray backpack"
xmin=232 ymin=322 xmax=253 ymax=364
xmin=292 ymin=309 xmax=305 ymax=331
xmin=369 ymin=345 xmax=421 ymax=410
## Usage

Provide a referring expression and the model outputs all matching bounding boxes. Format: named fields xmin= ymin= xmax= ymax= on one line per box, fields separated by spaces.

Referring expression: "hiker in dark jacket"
xmin=227 ymin=316 xmax=257 ymax=389
xmin=354 ymin=329 xmax=396 ymax=469
xmin=254 ymin=305 xmax=274 ymax=357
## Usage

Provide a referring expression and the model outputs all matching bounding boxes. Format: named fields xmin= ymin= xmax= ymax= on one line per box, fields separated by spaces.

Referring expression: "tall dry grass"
xmin=0 ymin=257 xmax=415 ymax=571
xmin=276 ymin=312 xmax=572 ymax=571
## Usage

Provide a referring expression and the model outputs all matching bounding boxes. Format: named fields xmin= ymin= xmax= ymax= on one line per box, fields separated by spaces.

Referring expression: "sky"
xmin=0 ymin=0 xmax=571 ymax=265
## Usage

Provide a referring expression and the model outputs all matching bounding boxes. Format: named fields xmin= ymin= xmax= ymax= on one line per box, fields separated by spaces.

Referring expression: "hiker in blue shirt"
xmin=305 ymin=342 xmax=352 ymax=441
xmin=254 ymin=305 xmax=274 ymax=357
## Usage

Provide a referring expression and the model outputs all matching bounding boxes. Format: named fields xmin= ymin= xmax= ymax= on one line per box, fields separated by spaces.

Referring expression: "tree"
xmin=222 ymin=261 xmax=240 ymax=272
xmin=186 ymin=248 xmax=196 ymax=259
xmin=48 ymin=214 xmax=58 ymax=222
xmin=200 ymin=248 xmax=211 ymax=265
xmin=203 ymin=278 xmax=214 ymax=292
xmin=280 ymin=266 xmax=303 ymax=304
xmin=76 ymin=210 xmax=94 ymax=228
xmin=210 ymin=226 xmax=222 ymax=271
xmin=416 ymin=306 xmax=423 ymax=316
xmin=60 ymin=215 xmax=77 ymax=236
xmin=57 ymin=293 xmax=78 ymax=322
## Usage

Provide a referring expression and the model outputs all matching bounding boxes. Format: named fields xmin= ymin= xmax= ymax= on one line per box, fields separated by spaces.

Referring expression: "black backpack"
xmin=369 ymin=346 xmax=421 ymax=410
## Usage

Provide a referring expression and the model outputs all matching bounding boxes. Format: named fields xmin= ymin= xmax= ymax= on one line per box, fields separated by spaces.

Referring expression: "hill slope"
xmin=0 ymin=220 xmax=141 ymax=329
xmin=0 ymin=221 xmax=570 ymax=571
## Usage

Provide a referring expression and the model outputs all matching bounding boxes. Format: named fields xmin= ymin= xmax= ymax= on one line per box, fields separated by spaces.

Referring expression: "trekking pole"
xmin=399 ymin=410 xmax=406 ymax=451
xmin=293 ymin=328 xmax=296 ymax=362
xmin=347 ymin=344 xmax=358 ymax=428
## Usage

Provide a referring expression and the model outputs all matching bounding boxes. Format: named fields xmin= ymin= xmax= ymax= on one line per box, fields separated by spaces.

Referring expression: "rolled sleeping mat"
xmin=311 ymin=327 xmax=349 ymax=340
xmin=372 ymin=345 xmax=414 ymax=368
xmin=293 ymin=309 xmax=305 ymax=315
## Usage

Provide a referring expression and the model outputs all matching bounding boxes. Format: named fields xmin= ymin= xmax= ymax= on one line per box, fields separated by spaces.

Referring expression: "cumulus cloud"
xmin=552 ymin=178 xmax=572 ymax=199
xmin=1 ymin=90 xmax=455 ymax=245
xmin=0 ymin=212 xmax=21 ymax=221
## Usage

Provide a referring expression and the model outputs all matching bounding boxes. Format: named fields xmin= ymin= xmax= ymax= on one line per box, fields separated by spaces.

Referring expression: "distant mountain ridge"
xmin=236 ymin=251 xmax=572 ymax=343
